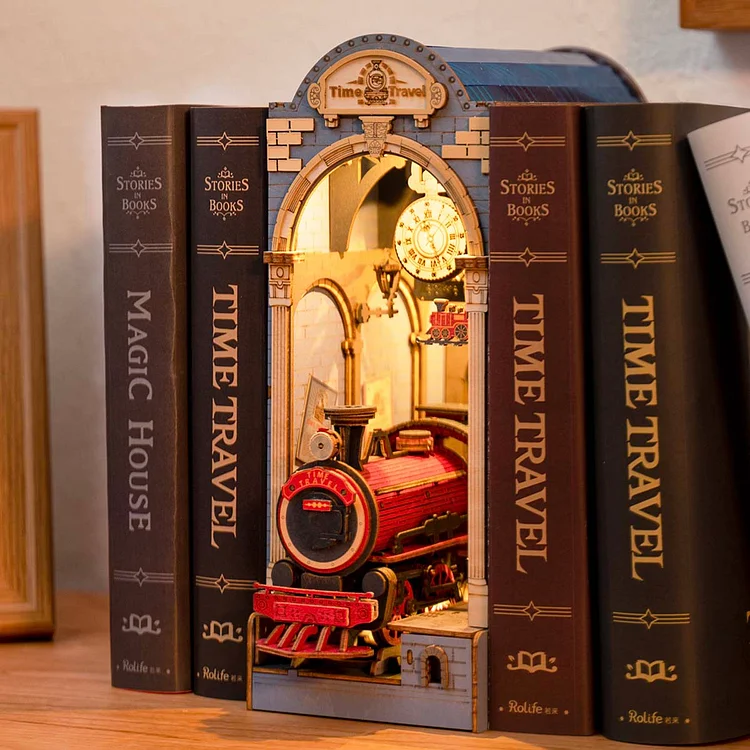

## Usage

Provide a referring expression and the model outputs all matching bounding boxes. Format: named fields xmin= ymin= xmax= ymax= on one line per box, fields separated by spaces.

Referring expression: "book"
xmin=102 ymin=105 xmax=192 ymax=691
xmin=585 ymin=102 xmax=750 ymax=744
xmin=486 ymin=103 xmax=594 ymax=734
xmin=687 ymin=109 xmax=750 ymax=326
xmin=189 ymin=106 xmax=268 ymax=699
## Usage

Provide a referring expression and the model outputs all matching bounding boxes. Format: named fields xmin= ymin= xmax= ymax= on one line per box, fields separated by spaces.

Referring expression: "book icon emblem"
xmin=202 ymin=620 xmax=244 ymax=644
xmin=122 ymin=613 xmax=161 ymax=636
xmin=507 ymin=650 xmax=558 ymax=673
xmin=625 ymin=659 xmax=678 ymax=683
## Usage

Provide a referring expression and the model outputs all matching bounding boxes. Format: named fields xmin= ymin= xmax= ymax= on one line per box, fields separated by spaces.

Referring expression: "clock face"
xmin=394 ymin=196 xmax=466 ymax=281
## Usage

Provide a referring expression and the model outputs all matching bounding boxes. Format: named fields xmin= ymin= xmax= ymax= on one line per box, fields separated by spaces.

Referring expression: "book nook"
xmin=5 ymin=5 xmax=750 ymax=749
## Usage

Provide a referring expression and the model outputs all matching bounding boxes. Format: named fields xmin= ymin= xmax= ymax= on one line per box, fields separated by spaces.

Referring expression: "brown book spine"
xmin=102 ymin=105 xmax=191 ymax=691
xmin=189 ymin=106 xmax=267 ymax=699
xmin=487 ymin=103 xmax=594 ymax=734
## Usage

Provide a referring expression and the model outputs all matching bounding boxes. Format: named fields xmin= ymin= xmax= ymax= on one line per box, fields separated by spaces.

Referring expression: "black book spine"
xmin=190 ymin=107 xmax=268 ymax=699
xmin=102 ymin=105 xmax=191 ymax=691
xmin=585 ymin=102 xmax=750 ymax=744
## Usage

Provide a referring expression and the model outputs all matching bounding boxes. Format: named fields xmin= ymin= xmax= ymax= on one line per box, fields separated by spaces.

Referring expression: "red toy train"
xmin=253 ymin=405 xmax=468 ymax=661
xmin=425 ymin=298 xmax=468 ymax=345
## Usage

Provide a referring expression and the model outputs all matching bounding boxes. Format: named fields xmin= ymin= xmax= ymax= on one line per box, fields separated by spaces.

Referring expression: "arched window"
xmin=426 ymin=655 xmax=442 ymax=684
xmin=419 ymin=645 xmax=449 ymax=688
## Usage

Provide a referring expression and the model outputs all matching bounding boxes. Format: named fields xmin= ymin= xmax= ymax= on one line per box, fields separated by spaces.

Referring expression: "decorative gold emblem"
xmin=106 ymin=131 xmax=171 ymax=149
xmin=623 ymin=168 xmax=644 ymax=182
xmin=122 ymin=613 xmax=161 ymax=636
xmin=507 ymin=650 xmax=558 ymax=673
xmin=195 ymin=131 xmax=259 ymax=150
xmin=612 ymin=608 xmax=690 ymax=629
xmin=196 ymin=241 xmax=259 ymax=259
xmin=601 ymin=247 xmax=676 ymax=267
xmin=626 ymin=659 xmax=678 ymax=683
xmin=113 ymin=567 xmax=174 ymax=587
xmin=360 ymin=115 xmax=393 ymax=158
xmin=194 ymin=573 xmax=254 ymax=594
xmin=703 ymin=144 xmax=750 ymax=170
xmin=394 ymin=196 xmax=466 ymax=281
xmin=489 ymin=131 xmax=566 ymax=151
xmin=490 ymin=247 xmax=567 ymax=266
xmin=202 ymin=620 xmax=244 ymax=643
xmin=493 ymin=601 xmax=572 ymax=621
xmin=596 ymin=130 xmax=672 ymax=150
xmin=108 ymin=239 xmax=172 ymax=257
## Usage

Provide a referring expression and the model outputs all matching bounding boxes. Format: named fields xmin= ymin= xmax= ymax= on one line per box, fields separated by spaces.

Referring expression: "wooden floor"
xmin=0 ymin=593 xmax=748 ymax=750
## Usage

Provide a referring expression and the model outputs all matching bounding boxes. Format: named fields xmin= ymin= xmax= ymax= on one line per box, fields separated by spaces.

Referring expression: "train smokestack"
xmin=323 ymin=405 xmax=376 ymax=471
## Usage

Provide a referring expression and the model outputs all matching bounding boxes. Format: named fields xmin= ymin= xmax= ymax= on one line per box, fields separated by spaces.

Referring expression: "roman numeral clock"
xmin=394 ymin=194 xmax=467 ymax=281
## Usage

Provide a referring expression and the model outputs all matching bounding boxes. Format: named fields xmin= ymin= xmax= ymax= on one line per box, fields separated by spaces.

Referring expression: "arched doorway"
xmin=266 ymin=136 xmax=487 ymax=630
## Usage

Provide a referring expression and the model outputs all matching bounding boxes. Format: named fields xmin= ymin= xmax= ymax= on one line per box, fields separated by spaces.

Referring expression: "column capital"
xmin=457 ymin=255 xmax=488 ymax=310
xmin=265 ymin=252 xmax=305 ymax=305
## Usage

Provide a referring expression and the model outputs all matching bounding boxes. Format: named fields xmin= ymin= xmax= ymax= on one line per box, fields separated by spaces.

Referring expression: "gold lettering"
xmin=210 ymin=286 xmax=239 ymax=548
xmin=513 ymin=295 xmax=545 ymax=404
xmin=514 ymin=412 xmax=547 ymax=572
xmin=623 ymin=296 xmax=663 ymax=580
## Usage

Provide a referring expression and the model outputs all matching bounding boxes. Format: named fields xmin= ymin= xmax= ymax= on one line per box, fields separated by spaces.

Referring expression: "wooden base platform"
xmin=0 ymin=593 xmax=748 ymax=749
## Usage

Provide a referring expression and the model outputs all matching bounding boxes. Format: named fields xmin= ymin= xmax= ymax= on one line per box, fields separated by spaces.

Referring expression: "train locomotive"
xmin=253 ymin=404 xmax=468 ymax=664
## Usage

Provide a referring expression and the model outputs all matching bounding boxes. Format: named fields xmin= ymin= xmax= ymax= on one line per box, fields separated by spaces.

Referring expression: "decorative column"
xmin=457 ymin=255 xmax=489 ymax=629
xmin=264 ymin=251 xmax=304 ymax=581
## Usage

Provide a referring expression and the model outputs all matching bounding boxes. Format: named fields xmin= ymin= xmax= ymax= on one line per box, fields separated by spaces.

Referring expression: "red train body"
xmin=277 ymin=445 xmax=467 ymax=576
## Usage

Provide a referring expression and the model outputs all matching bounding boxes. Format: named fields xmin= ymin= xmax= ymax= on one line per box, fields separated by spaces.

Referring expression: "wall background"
xmin=1 ymin=0 xmax=748 ymax=592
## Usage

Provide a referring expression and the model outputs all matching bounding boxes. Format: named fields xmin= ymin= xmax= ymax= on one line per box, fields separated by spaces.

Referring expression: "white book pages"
xmin=689 ymin=110 xmax=750 ymax=326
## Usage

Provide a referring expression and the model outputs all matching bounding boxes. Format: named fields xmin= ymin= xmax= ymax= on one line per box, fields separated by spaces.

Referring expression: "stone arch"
xmin=271 ymin=133 xmax=483 ymax=258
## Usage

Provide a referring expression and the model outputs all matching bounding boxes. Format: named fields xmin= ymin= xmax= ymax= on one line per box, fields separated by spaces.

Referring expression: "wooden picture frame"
xmin=0 ymin=110 xmax=54 ymax=639
xmin=681 ymin=0 xmax=750 ymax=29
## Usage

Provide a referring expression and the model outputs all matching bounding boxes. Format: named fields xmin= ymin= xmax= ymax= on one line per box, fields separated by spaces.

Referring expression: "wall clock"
xmin=393 ymin=195 xmax=466 ymax=281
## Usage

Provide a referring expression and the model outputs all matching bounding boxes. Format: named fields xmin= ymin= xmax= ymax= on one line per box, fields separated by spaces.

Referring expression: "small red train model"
xmin=425 ymin=298 xmax=468 ymax=345
xmin=253 ymin=405 xmax=468 ymax=662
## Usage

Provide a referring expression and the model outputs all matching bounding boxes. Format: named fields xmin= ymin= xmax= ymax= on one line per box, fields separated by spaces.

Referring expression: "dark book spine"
xmin=487 ymin=104 xmax=594 ymax=734
xmin=585 ymin=102 xmax=750 ymax=744
xmin=102 ymin=105 xmax=191 ymax=692
xmin=189 ymin=107 xmax=268 ymax=699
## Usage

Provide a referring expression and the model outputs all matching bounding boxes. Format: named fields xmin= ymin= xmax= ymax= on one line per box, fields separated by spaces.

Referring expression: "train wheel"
xmin=375 ymin=580 xmax=415 ymax=647
xmin=441 ymin=327 xmax=451 ymax=340
xmin=430 ymin=327 xmax=441 ymax=340
xmin=455 ymin=323 xmax=468 ymax=341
